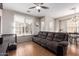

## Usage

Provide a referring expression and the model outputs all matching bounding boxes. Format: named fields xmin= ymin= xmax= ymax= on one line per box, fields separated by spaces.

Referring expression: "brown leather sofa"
xmin=32 ymin=31 xmax=68 ymax=56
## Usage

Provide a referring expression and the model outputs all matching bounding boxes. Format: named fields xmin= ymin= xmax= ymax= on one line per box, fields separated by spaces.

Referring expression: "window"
xmin=49 ymin=22 xmax=53 ymax=31
xmin=76 ymin=20 xmax=79 ymax=32
xmin=67 ymin=18 xmax=79 ymax=32
xmin=14 ymin=14 xmax=32 ymax=36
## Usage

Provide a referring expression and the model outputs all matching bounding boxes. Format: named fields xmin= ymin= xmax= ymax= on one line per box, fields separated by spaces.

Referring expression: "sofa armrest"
xmin=33 ymin=35 xmax=38 ymax=37
xmin=57 ymin=41 xmax=68 ymax=56
xmin=32 ymin=35 xmax=38 ymax=41
xmin=59 ymin=41 xmax=68 ymax=47
xmin=0 ymin=38 xmax=3 ymax=44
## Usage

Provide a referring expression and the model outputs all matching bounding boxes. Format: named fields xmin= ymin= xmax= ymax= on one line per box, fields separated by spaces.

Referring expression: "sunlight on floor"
xmin=8 ymin=42 xmax=54 ymax=56
xmin=70 ymin=45 xmax=76 ymax=53
xmin=8 ymin=42 xmax=79 ymax=56
xmin=67 ymin=44 xmax=79 ymax=56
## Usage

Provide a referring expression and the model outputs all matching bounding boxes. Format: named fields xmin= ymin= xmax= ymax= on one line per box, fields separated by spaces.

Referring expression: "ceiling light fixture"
xmin=29 ymin=3 xmax=49 ymax=12
xmin=36 ymin=6 xmax=41 ymax=10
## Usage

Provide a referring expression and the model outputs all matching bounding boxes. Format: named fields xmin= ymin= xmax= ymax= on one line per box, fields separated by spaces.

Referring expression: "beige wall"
xmin=2 ymin=9 xmax=14 ymax=34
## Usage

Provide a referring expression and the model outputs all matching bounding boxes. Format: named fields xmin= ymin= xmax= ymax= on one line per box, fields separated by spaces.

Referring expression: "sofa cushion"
xmin=41 ymin=39 xmax=48 ymax=45
xmin=59 ymin=41 xmax=68 ymax=46
xmin=40 ymin=39 xmax=48 ymax=47
xmin=41 ymin=32 xmax=48 ymax=39
xmin=47 ymin=41 xmax=59 ymax=53
xmin=47 ymin=41 xmax=59 ymax=47
xmin=46 ymin=32 xmax=54 ymax=41
xmin=36 ymin=37 xmax=42 ymax=44
xmin=33 ymin=37 xmax=40 ymax=41
xmin=53 ymin=33 xmax=66 ymax=42
xmin=38 ymin=32 xmax=43 ymax=38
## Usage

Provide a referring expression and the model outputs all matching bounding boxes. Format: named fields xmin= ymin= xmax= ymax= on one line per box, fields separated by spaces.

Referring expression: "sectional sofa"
xmin=32 ymin=31 xmax=68 ymax=56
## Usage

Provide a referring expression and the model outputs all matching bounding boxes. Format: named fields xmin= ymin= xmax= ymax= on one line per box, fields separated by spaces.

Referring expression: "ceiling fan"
xmin=29 ymin=3 xmax=49 ymax=12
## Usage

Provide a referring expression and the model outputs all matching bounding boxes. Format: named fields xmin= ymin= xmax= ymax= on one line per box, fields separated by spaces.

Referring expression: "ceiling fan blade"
xmin=33 ymin=3 xmax=39 ymax=6
xmin=29 ymin=6 xmax=36 ymax=9
xmin=41 ymin=6 xmax=49 ymax=9
xmin=34 ymin=3 xmax=44 ymax=6
xmin=40 ymin=3 xmax=44 ymax=5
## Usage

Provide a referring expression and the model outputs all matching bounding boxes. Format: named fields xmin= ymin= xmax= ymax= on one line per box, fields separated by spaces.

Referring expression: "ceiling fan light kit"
xmin=28 ymin=3 xmax=49 ymax=12
xmin=36 ymin=6 xmax=41 ymax=10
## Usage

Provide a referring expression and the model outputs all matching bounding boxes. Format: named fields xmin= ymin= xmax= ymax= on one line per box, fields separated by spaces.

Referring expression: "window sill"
xmin=17 ymin=34 xmax=32 ymax=37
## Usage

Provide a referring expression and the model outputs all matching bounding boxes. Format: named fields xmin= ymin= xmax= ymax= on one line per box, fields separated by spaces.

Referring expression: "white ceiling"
xmin=3 ymin=3 xmax=79 ymax=18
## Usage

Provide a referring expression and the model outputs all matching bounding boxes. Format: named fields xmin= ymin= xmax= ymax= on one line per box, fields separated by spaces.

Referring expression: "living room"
xmin=0 ymin=3 xmax=79 ymax=56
